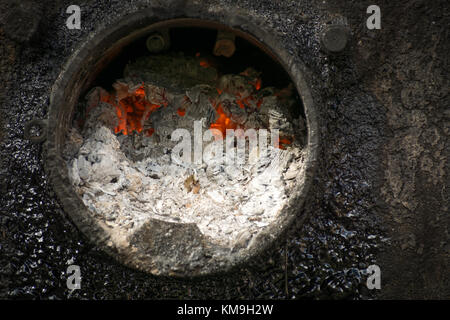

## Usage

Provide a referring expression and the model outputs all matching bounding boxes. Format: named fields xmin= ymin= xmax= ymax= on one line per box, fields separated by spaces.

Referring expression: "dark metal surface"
xmin=0 ymin=0 xmax=448 ymax=299
xmin=3 ymin=1 xmax=42 ymax=43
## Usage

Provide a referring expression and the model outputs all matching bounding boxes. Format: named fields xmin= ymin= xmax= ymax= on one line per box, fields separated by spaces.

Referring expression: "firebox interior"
xmin=91 ymin=27 xmax=305 ymax=120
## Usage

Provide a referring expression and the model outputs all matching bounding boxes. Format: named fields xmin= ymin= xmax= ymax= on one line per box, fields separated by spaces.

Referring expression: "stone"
xmin=77 ymin=155 xmax=92 ymax=181
xmin=90 ymin=146 xmax=121 ymax=183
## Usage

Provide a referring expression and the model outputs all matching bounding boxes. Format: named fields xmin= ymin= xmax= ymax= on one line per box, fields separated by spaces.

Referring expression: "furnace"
xmin=41 ymin=12 xmax=318 ymax=276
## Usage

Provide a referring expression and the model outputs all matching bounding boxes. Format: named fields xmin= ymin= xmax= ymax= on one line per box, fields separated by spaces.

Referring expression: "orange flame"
xmin=252 ymin=78 xmax=261 ymax=90
xmin=209 ymin=100 xmax=237 ymax=139
xmin=100 ymin=84 xmax=163 ymax=135
xmin=97 ymin=76 xmax=291 ymax=151
xmin=255 ymin=78 xmax=261 ymax=90
xmin=278 ymin=137 xmax=293 ymax=150
xmin=199 ymin=60 xmax=211 ymax=68
xmin=177 ymin=108 xmax=186 ymax=116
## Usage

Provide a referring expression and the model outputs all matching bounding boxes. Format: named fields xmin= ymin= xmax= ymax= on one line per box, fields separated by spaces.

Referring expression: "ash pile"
xmin=64 ymin=52 xmax=307 ymax=257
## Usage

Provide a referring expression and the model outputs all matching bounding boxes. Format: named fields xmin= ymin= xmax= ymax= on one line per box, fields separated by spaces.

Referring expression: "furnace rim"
xmin=45 ymin=7 xmax=319 ymax=276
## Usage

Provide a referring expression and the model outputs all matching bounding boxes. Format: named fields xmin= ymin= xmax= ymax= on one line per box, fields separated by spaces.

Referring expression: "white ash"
xmin=66 ymin=78 xmax=306 ymax=249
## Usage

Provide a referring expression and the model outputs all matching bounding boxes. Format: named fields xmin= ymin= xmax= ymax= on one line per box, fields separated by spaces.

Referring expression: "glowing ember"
xmin=199 ymin=60 xmax=211 ymax=68
xmin=255 ymin=78 xmax=262 ymax=90
xmin=146 ymin=128 xmax=155 ymax=137
xmin=93 ymin=64 xmax=292 ymax=152
xmin=177 ymin=108 xmax=186 ymax=117
xmin=100 ymin=84 xmax=167 ymax=135
xmin=278 ymin=137 xmax=293 ymax=149
xmin=249 ymin=78 xmax=262 ymax=91
xmin=209 ymin=100 xmax=238 ymax=138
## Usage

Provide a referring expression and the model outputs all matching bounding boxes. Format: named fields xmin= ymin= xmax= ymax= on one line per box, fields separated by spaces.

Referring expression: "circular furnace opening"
xmin=46 ymin=10 xmax=318 ymax=276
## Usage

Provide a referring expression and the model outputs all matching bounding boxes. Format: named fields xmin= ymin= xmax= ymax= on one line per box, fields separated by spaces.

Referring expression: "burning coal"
xmin=65 ymin=52 xmax=306 ymax=251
